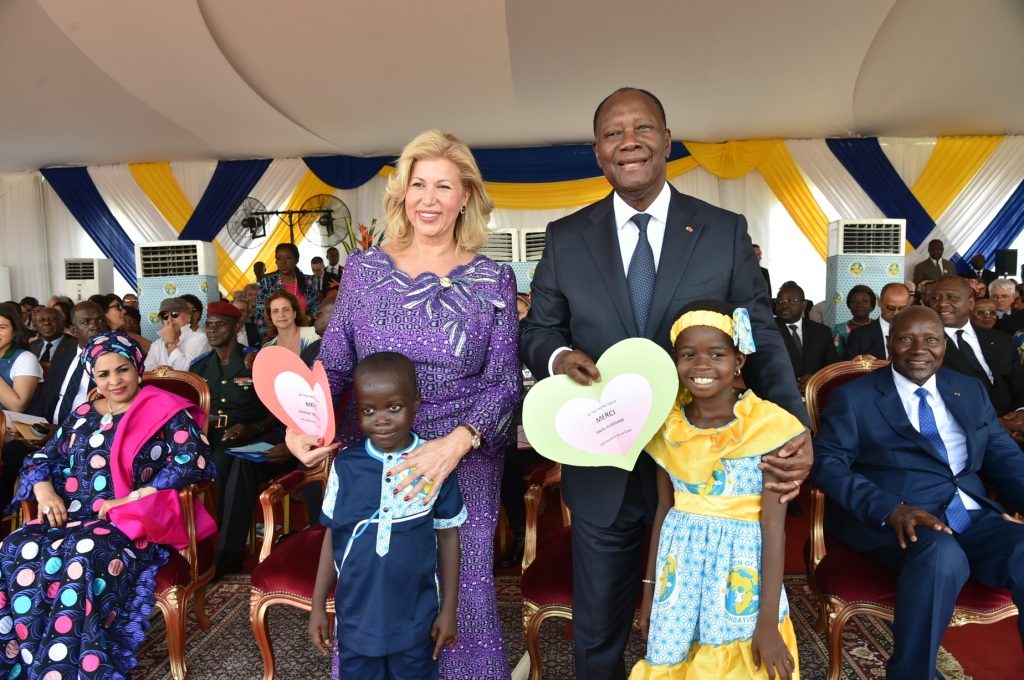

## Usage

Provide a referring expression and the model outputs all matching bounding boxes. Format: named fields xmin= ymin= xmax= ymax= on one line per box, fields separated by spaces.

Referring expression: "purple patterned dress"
xmin=318 ymin=247 xmax=519 ymax=679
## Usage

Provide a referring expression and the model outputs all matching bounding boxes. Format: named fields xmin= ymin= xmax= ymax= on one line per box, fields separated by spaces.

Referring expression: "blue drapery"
xmin=826 ymin=138 xmax=936 ymax=248
xmin=179 ymin=159 xmax=271 ymax=242
xmin=303 ymin=142 xmax=691 ymax=186
xmin=960 ymin=177 xmax=1024 ymax=272
xmin=41 ymin=167 xmax=138 ymax=288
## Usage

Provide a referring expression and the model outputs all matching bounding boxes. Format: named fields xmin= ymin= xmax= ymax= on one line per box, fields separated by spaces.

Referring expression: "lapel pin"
xmin=953 ymin=392 xmax=961 ymax=397
xmin=685 ymin=225 xmax=694 ymax=233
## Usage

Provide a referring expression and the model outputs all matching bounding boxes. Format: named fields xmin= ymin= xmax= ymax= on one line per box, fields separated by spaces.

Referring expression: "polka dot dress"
xmin=0 ymin=403 xmax=214 ymax=678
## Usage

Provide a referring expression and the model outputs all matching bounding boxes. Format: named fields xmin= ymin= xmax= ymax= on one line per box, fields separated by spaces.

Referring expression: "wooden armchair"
xmin=803 ymin=356 xmax=1018 ymax=679
xmin=249 ymin=457 xmax=334 ymax=680
xmin=520 ymin=464 xmax=572 ymax=680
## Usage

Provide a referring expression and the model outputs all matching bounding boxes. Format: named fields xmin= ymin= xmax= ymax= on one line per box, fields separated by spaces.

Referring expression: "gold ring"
xmin=424 ymin=480 xmax=434 ymax=495
xmin=793 ymin=480 xmax=801 ymax=489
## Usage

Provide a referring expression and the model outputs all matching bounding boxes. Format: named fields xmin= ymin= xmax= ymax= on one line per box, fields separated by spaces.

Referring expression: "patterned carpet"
xmin=134 ymin=574 xmax=969 ymax=679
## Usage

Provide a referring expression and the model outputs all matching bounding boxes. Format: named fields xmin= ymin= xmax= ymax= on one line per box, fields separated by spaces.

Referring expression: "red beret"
xmin=207 ymin=300 xmax=242 ymax=320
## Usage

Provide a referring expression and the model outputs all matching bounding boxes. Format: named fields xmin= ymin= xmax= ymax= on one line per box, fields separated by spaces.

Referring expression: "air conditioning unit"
xmin=823 ymin=220 xmax=906 ymax=328
xmin=0 ymin=266 xmax=10 ymax=302
xmin=63 ymin=259 xmax=114 ymax=302
xmin=520 ymin=228 xmax=547 ymax=262
xmin=134 ymin=241 xmax=219 ymax=340
xmin=480 ymin=229 xmax=520 ymax=262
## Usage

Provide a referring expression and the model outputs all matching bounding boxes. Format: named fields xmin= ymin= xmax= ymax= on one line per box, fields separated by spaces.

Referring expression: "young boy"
xmin=309 ymin=351 xmax=465 ymax=678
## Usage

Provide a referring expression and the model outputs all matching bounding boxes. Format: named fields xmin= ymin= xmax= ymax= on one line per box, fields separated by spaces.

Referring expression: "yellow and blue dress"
xmin=630 ymin=390 xmax=804 ymax=679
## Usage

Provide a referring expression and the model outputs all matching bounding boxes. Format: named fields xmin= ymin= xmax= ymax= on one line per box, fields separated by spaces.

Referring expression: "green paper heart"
xmin=522 ymin=337 xmax=678 ymax=470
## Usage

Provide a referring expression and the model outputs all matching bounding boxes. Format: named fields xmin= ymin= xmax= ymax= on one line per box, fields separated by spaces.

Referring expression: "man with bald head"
xmin=923 ymin=275 xmax=1024 ymax=416
xmin=813 ymin=306 xmax=1024 ymax=679
xmin=28 ymin=306 xmax=76 ymax=368
xmin=844 ymin=282 xmax=911 ymax=360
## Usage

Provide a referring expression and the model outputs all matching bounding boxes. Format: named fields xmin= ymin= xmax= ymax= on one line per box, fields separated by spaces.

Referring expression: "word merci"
xmin=590 ymin=401 xmax=631 ymax=447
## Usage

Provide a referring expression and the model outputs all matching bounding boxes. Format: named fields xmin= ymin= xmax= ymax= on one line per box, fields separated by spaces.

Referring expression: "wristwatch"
xmin=459 ymin=423 xmax=481 ymax=450
xmin=129 ymin=490 xmax=141 ymax=501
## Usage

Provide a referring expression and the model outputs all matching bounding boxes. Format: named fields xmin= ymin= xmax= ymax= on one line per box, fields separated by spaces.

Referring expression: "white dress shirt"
xmin=891 ymin=368 xmax=981 ymax=510
xmin=144 ymin=326 xmax=212 ymax=372
xmin=878 ymin=317 xmax=891 ymax=359
xmin=944 ymin=322 xmax=993 ymax=383
xmin=547 ymin=183 xmax=672 ymax=375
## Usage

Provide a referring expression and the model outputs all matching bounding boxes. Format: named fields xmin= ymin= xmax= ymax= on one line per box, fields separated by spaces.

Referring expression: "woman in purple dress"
xmin=299 ymin=129 xmax=520 ymax=679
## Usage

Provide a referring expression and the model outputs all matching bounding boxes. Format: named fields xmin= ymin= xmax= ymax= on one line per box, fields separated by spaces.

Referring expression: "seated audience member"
xmin=965 ymin=253 xmax=997 ymax=285
xmin=18 ymin=297 xmax=39 ymax=331
xmin=812 ymin=306 xmax=1024 ymax=679
xmin=310 ymin=256 xmax=340 ymax=300
xmin=189 ymin=302 xmax=289 ymax=577
xmin=991 ymin=278 xmax=1024 ymax=334
xmin=93 ymin=293 xmax=151 ymax=354
xmin=29 ymin=306 xmax=76 ymax=368
xmin=243 ymin=283 xmax=260 ymax=322
xmin=123 ymin=304 xmax=142 ymax=335
xmin=261 ymin=290 xmax=318 ymax=355
xmin=924 ymin=276 xmax=1024 ymax=416
xmin=971 ymin=297 xmax=999 ymax=331
xmin=144 ymin=297 xmax=212 ymax=371
xmin=845 ymin=282 xmax=912 ymax=360
xmin=123 ymin=292 xmax=139 ymax=309
xmin=231 ymin=298 xmax=261 ymax=348
xmin=181 ymin=293 xmax=206 ymax=333
xmin=1015 ymin=284 xmax=1024 ymax=312
xmin=832 ymin=284 xmax=876 ymax=357
xmin=48 ymin=296 xmax=75 ymax=331
xmin=774 ymin=282 xmax=839 ymax=389
xmin=0 ymin=302 xmax=43 ymax=413
xmin=300 ymin=296 xmax=335 ymax=368
xmin=0 ymin=301 xmax=109 ymax=509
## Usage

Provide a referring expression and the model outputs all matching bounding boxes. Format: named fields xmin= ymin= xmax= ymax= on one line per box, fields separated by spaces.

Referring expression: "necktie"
xmin=56 ymin=360 xmax=87 ymax=424
xmin=914 ymin=388 xmax=972 ymax=533
xmin=39 ymin=341 xmax=53 ymax=363
xmin=788 ymin=324 xmax=803 ymax=364
xmin=955 ymin=330 xmax=990 ymax=386
xmin=626 ymin=213 xmax=656 ymax=335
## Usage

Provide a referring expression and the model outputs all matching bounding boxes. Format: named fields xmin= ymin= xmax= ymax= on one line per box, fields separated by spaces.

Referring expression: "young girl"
xmin=630 ymin=300 xmax=804 ymax=680
xmin=309 ymin=351 xmax=466 ymax=679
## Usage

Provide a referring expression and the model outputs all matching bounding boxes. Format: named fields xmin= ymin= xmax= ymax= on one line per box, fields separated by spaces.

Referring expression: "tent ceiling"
xmin=2 ymin=0 xmax=1022 ymax=173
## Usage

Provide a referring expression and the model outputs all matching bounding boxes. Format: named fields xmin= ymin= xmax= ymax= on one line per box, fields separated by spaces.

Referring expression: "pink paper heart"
xmin=253 ymin=346 xmax=336 ymax=441
xmin=554 ymin=374 xmax=653 ymax=456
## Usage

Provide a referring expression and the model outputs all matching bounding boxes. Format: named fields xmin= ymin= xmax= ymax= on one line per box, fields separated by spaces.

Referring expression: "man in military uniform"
xmin=191 ymin=301 xmax=292 ymax=576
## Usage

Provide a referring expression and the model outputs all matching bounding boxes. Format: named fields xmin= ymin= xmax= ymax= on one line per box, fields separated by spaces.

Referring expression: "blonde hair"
xmin=383 ymin=130 xmax=493 ymax=251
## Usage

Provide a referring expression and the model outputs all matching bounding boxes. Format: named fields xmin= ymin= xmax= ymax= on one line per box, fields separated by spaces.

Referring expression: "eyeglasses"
xmin=158 ymin=311 xmax=184 ymax=321
xmin=107 ymin=303 xmax=123 ymax=311
xmin=972 ymin=310 xmax=998 ymax=318
xmin=189 ymin=308 xmax=200 ymax=315
xmin=773 ymin=298 xmax=805 ymax=306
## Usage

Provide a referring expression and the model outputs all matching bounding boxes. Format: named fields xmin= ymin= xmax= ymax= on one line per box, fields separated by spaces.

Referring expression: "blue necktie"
xmin=627 ymin=213 xmax=656 ymax=335
xmin=914 ymin=387 xmax=972 ymax=533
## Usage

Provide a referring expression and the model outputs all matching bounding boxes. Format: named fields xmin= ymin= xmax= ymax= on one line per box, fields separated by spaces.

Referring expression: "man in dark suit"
xmin=844 ymin=282 xmax=912 ymax=360
xmin=812 ymin=306 xmax=1024 ymax=679
xmin=924 ymin=275 xmax=1024 ymax=416
xmin=774 ymin=282 xmax=839 ymax=389
xmin=913 ymin=238 xmax=956 ymax=284
xmin=2 ymin=302 xmax=108 ymax=509
xmin=310 ymin=256 xmax=339 ymax=299
xmin=28 ymin=307 xmax=76 ymax=371
xmin=965 ymin=253 xmax=997 ymax=285
xmin=520 ymin=87 xmax=811 ymax=679
xmin=753 ymin=243 xmax=771 ymax=292
xmin=990 ymin=278 xmax=1024 ymax=334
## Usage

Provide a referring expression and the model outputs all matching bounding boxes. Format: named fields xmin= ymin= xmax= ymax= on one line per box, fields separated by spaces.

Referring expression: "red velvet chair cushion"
xmin=196 ymin=535 xmax=216 ymax=574
xmin=251 ymin=525 xmax=327 ymax=596
xmin=155 ymin=552 xmax=191 ymax=592
xmin=520 ymin=527 xmax=572 ymax=608
xmin=814 ymin=536 xmax=1013 ymax=611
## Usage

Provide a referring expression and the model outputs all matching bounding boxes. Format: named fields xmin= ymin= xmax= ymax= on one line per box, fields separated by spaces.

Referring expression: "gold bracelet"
xmin=458 ymin=423 xmax=481 ymax=449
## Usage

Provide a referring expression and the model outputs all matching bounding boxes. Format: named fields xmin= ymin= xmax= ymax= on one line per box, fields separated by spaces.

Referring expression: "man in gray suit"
xmin=520 ymin=87 xmax=812 ymax=680
xmin=914 ymin=238 xmax=956 ymax=284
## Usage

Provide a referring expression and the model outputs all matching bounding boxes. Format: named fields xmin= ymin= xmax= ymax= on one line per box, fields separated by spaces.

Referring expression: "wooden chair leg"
xmin=827 ymin=607 xmax=853 ymax=680
xmin=193 ymin=584 xmax=211 ymax=630
xmin=157 ymin=586 xmax=188 ymax=680
xmin=250 ymin=594 xmax=276 ymax=680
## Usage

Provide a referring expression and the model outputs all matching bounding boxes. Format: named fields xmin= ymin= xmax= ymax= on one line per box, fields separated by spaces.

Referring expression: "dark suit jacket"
xmin=812 ymin=366 xmax=1024 ymax=552
xmin=913 ymin=257 xmax=956 ymax=283
xmin=520 ymin=186 xmax=805 ymax=526
xmin=28 ymin=335 xmax=77 ymax=366
xmin=776 ymin=317 xmax=839 ymax=377
xmin=963 ymin=269 xmax=997 ymax=285
xmin=994 ymin=310 xmax=1024 ymax=335
xmin=760 ymin=266 xmax=771 ymax=293
xmin=27 ymin=345 xmax=89 ymax=420
xmin=844 ymin=318 xmax=886 ymax=360
xmin=941 ymin=323 xmax=1024 ymax=415
xmin=313 ymin=273 xmax=340 ymax=297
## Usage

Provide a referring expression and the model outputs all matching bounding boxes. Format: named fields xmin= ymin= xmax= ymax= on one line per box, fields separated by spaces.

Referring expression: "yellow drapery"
xmin=129 ymin=162 xmax=246 ymax=291
xmin=911 ymin=136 xmax=1003 ymax=221
xmin=686 ymin=140 xmax=828 ymax=259
xmin=231 ymin=170 xmax=337 ymax=293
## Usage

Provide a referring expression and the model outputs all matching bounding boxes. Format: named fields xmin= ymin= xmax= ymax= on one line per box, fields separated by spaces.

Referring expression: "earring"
xmin=734 ymin=367 xmax=742 ymax=377
xmin=459 ymin=204 xmax=467 ymax=214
